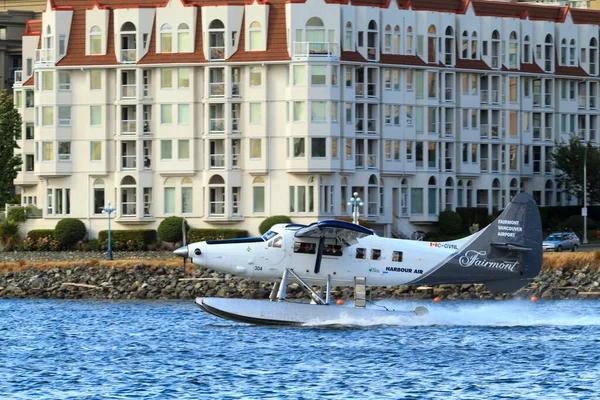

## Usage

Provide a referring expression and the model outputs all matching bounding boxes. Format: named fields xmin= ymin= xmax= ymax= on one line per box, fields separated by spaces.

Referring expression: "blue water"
xmin=1 ymin=300 xmax=600 ymax=399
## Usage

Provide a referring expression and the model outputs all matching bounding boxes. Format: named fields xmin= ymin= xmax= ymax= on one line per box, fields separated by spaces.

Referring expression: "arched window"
xmin=384 ymin=25 xmax=392 ymax=54
xmin=120 ymin=22 xmax=137 ymax=63
xmin=560 ymin=38 xmax=567 ymax=65
xmin=90 ymin=26 xmax=102 ymax=55
xmin=523 ymin=35 xmax=531 ymax=63
xmin=164 ymin=177 xmax=176 ymax=214
xmin=427 ymin=25 xmax=436 ymax=64
xmin=253 ymin=176 xmax=265 ymax=213
xmin=208 ymin=174 xmax=225 ymax=216
xmin=120 ymin=176 xmax=137 ymax=216
xmin=160 ymin=23 xmax=172 ymax=53
xmin=44 ymin=25 xmax=53 ymax=50
xmin=393 ymin=25 xmax=400 ymax=54
xmin=406 ymin=26 xmax=413 ymax=55
xmin=367 ymin=20 xmax=378 ymax=61
xmin=181 ymin=177 xmax=193 ymax=214
xmin=93 ymin=178 xmax=105 ymax=214
xmin=444 ymin=177 xmax=454 ymax=211
xmin=457 ymin=179 xmax=464 ymax=207
xmin=471 ymin=31 xmax=478 ymax=59
xmin=249 ymin=21 xmax=262 ymax=51
xmin=590 ymin=38 xmax=598 ymax=75
xmin=344 ymin=22 xmax=353 ymax=51
xmin=461 ymin=31 xmax=468 ymax=59
xmin=428 ymin=176 xmax=437 ymax=215
xmin=569 ymin=39 xmax=576 ymax=66
xmin=444 ymin=26 xmax=454 ymax=66
xmin=306 ymin=17 xmax=326 ymax=56
xmin=491 ymin=30 xmax=500 ymax=69
xmin=509 ymin=31 xmax=518 ymax=69
xmin=401 ymin=178 xmax=409 ymax=215
xmin=544 ymin=34 xmax=554 ymax=72
xmin=178 ymin=23 xmax=190 ymax=52
xmin=208 ymin=20 xmax=225 ymax=60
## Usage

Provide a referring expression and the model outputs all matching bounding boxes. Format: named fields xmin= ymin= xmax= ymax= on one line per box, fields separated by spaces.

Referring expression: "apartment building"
xmin=12 ymin=0 xmax=600 ymax=238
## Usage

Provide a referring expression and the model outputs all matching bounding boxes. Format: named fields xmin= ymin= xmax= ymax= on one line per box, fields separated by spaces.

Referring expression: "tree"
xmin=0 ymin=90 xmax=22 ymax=205
xmin=551 ymin=135 xmax=600 ymax=204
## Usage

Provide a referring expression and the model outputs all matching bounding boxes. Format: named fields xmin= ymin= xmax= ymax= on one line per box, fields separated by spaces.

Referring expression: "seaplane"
xmin=175 ymin=192 xmax=542 ymax=326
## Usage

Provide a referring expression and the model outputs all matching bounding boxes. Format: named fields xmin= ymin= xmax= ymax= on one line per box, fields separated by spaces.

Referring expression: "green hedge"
xmin=26 ymin=229 xmax=55 ymax=241
xmin=158 ymin=216 xmax=188 ymax=243
xmin=7 ymin=207 xmax=26 ymax=222
xmin=259 ymin=215 xmax=293 ymax=235
xmin=188 ymin=228 xmax=249 ymax=242
xmin=98 ymin=229 xmax=157 ymax=251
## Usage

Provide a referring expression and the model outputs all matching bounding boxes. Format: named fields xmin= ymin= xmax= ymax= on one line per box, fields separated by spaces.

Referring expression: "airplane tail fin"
xmin=417 ymin=192 xmax=542 ymax=293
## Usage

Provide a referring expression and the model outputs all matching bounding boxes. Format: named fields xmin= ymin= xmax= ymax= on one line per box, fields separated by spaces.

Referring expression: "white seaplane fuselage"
xmin=188 ymin=224 xmax=469 ymax=287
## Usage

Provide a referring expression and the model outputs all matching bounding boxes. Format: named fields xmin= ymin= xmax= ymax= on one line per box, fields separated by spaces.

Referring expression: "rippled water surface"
xmin=2 ymin=299 xmax=600 ymax=399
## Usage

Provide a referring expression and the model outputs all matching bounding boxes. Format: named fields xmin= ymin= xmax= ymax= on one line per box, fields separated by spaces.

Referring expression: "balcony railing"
xmin=121 ymin=202 xmax=136 ymax=217
xmin=210 ymin=46 xmax=225 ymax=61
xmin=210 ymin=201 xmax=225 ymax=216
xmin=122 ymin=84 xmax=136 ymax=99
xmin=367 ymin=154 xmax=377 ymax=169
xmin=545 ymin=94 xmax=552 ymax=107
xmin=210 ymin=82 xmax=225 ymax=97
xmin=428 ymin=160 xmax=436 ymax=169
xmin=35 ymin=48 xmax=54 ymax=64
xmin=122 ymin=120 xmax=136 ymax=134
xmin=210 ymin=118 xmax=225 ymax=133
xmin=591 ymin=129 xmax=597 ymax=142
xmin=292 ymin=42 xmax=339 ymax=59
xmin=355 ymin=154 xmax=364 ymax=168
xmin=144 ymin=201 xmax=152 ymax=217
xmin=232 ymin=82 xmax=240 ymax=97
xmin=121 ymin=155 xmax=136 ymax=170
xmin=491 ymin=125 xmax=500 ymax=138
xmin=490 ymin=89 xmax=500 ymax=104
xmin=210 ymin=154 xmax=225 ymax=169
xmin=14 ymin=70 xmax=23 ymax=85
xmin=367 ymin=47 xmax=377 ymax=61
xmin=121 ymin=49 xmax=136 ymax=63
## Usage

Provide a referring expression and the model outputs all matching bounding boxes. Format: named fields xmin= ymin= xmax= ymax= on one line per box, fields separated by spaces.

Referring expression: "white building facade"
xmin=12 ymin=0 xmax=600 ymax=238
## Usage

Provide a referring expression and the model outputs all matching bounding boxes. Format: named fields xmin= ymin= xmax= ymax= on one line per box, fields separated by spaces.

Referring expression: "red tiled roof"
xmin=138 ymin=6 xmax=207 ymax=64
xmin=23 ymin=75 xmax=34 ymax=86
xmin=555 ymin=65 xmax=588 ymax=77
xmin=454 ymin=58 xmax=490 ymax=71
xmin=379 ymin=53 xmax=425 ymax=67
xmin=341 ymin=51 xmax=367 ymax=62
xmin=570 ymin=8 xmax=600 ymax=25
xmin=519 ymin=62 xmax=545 ymax=74
xmin=25 ymin=20 xmax=42 ymax=36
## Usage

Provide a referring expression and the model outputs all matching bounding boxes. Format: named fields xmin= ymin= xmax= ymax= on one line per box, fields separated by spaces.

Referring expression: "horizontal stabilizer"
xmin=490 ymin=242 xmax=532 ymax=252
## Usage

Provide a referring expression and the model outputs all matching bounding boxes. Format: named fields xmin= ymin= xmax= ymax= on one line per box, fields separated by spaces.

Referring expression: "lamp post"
xmin=102 ymin=201 xmax=116 ymax=260
xmin=347 ymin=192 xmax=364 ymax=225
xmin=583 ymin=144 xmax=589 ymax=244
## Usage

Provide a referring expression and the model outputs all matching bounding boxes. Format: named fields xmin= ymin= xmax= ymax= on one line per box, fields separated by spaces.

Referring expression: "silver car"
xmin=543 ymin=232 xmax=580 ymax=252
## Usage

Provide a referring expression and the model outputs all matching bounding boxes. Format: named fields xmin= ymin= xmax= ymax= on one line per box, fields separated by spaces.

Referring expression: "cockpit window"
xmin=261 ymin=230 xmax=278 ymax=241
xmin=293 ymin=242 xmax=316 ymax=254
xmin=273 ymin=236 xmax=283 ymax=248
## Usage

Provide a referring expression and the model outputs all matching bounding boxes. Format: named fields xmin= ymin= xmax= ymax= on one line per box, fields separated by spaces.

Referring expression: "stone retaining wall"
xmin=1 ymin=263 xmax=599 ymax=300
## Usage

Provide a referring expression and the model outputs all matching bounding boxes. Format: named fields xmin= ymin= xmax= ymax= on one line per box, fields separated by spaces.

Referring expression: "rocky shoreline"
xmin=1 ymin=258 xmax=599 ymax=300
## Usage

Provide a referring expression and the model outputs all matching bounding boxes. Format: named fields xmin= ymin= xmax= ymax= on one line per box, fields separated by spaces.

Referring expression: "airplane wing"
xmin=294 ymin=220 xmax=374 ymax=246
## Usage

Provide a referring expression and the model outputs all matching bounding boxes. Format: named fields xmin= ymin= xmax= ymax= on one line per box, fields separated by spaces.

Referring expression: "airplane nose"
xmin=174 ymin=245 xmax=189 ymax=258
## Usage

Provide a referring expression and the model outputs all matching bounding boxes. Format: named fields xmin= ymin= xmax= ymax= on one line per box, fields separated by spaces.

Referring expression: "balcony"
xmin=14 ymin=70 xmax=23 ymax=85
xmin=121 ymin=155 xmax=137 ymax=170
xmin=367 ymin=154 xmax=377 ymax=169
xmin=480 ymin=90 xmax=488 ymax=104
xmin=428 ymin=160 xmax=436 ymax=169
xmin=292 ymin=42 xmax=339 ymax=60
xmin=121 ymin=49 xmax=136 ymax=63
xmin=35 ymin=48 xmax=54 ymax=64
xmin=210 ymin=46 xmax=225 ymax=61
xmin=122 ymin=120 xmax=136 ymax=135
xmin=210 ymin=82 xmax=225 ymax=97
xmin=490 ymin=90 xmax=500 ymax=104
xmin=232 ymin=82 xmax=240 ymax=97
xmin=210 ymin=201 xmax=225 ymax=216
xmin=367 ymin=119 xmax=376 ymax=134
xmin=210 ymin=154 xmax=225 ymax=169
xmin=355 ymin=83 xmax=364 ymax=98
xmin=367 ymin=47 xmax=376 ymax=61
xmin=210 ymin=118 xmax=225 ymax=133
xmin=121 ymin=84 xmax=136 ymax=99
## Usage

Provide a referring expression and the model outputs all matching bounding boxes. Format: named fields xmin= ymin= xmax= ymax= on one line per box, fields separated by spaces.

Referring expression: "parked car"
xmin=543 ymin=232 xmax=580 ymax=252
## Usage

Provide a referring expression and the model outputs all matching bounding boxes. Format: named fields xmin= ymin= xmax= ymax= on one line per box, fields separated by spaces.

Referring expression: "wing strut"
xmin=314 ymin=236 xmax=325 ymax=274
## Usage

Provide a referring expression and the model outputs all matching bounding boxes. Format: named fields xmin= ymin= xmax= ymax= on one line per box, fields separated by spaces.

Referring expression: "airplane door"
xmin=264 ymin=235 xmax=286 ymax=266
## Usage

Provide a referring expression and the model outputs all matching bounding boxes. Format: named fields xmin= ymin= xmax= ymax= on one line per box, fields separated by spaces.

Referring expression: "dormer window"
xmin=90 ymin=26 xmax=101 ymax=55
xmin=306 ymin=17 xmax=326 ymax=55
xmin=44 ymin=25 xmax=53 ymax=50
xmin=406 ymin=26 xmax=413 ymax=55
xmin=208 ymin=20 xmax=225 ymax=61
xmin=178 ymin=23 xmax=190 ymax=52
xmin=444 ymin=26 xmax=454 ymax=66
xmin=160 ymin=24 xmax=172 ymax=53
xmin=461 ymin=31 xmax=468 ymax=59
xmin=470 ymin=32 xmax=477 ymax=59
xmin=508 ymin=31 xmax=518 ymax=69
xmin=523 ymin=35 xmax=531 ymax=63
xmin=544 ymin=34 xmax=554 ymax=72
xmin=491 ymin=30 xmax=500 ymax=69
xmin=560 ymin=38 xmax=567 ymax=65
xmin=344 ymin=22 xmax=353 ymax=51
xmin=249 ymin=21 xmax=262 ymax=51
xmin=590 ymin=38 xmax=598 ymax=75
xmin=393 ymin=26 xmax=400 ymax=54
xmin=427 ymin=25 xmax=436 ymax=64
xmin=384 ymin=25 xmax=391 ymax=54
xmin=367 ymin=20 xmax=377 ymax=61
xmin=569 ymin=39 xmax=576 ymax=66
xmin=120 ymin=22 xmax=137 ymax=63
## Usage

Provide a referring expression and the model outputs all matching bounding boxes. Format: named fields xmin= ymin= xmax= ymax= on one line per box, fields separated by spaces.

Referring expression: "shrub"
xmin=565 ymin=215 xmax=597 ymax=232
xmin=7 ymin=207 xmax=26 ymax=222
xmin=438 ymin=210 xmax=464 ymax=235
xmin=87 ymin=239 xmax=101 ymax=252
xmin=259 ymin=215 xmax=293 ymax=235
xmin=26 ymin=229 xmax=55 ymax=242
xmin=157 ymin=216 xmax=188 ymax=243
xmin=334 ymin=216 xmax=372 ymax=229
xmin=188 ymin=228 xmax=249 ymax=242
xmin=98 ymin=229 xmax=157 ymax=251
xmin=0 ymin=220 xmax=20 ymax=249
xmin=54 ymin=218 xmax=87 ymax=248
xmin=456 ymin=207 xmax=490 ymax=232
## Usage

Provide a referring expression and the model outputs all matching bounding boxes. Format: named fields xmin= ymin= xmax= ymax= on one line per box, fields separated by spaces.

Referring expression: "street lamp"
xmin=583 ymin=143 xmax=589 ymax=244
xmin=102 ymin=201 xmax=116 ymax=260
xmin=347 ymin=192 xmax=364 ymax=225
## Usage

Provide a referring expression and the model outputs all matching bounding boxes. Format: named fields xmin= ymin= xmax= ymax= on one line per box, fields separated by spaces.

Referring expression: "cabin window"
xmin=324 ymin=244 xmax=343 ymax=256
xmin=392 ymin=251 xmax=403 ymax=262
xmin=294 ymin=242 xmax=316 ymax=254
xmin=356 ymin=248 xmax=366 ymax=259
xmin=371 ymin=249 xmax=381 ymax=260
